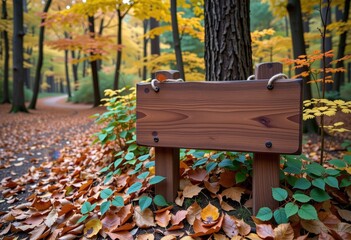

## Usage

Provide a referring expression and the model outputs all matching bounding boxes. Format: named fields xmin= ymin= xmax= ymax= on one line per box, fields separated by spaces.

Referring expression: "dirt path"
xmin=0 ymin=96 xmax=104 ymax=212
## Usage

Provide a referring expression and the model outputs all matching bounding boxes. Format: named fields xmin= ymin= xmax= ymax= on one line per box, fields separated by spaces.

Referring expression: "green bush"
xmin=71 ymin=72 xmax=139 ymax=104
xmin=0 ymin=80 xmax=33 ymax=102
xmin=340 ymin=82 xmax=351 ymax=101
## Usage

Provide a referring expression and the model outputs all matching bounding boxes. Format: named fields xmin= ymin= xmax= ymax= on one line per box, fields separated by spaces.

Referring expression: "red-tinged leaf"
xmin=23 ymin=214 xmax=45 ymax=226
xmin=44 ymin=208 xmax=58 ymax=228
xmin=222 ymin=214 xmax=239 ymax=238
xmin=300 ymin=219 xmax=328 ymax=234
xmin=155 ymin=210 xmax=171 ymax=228
xmin=58 ymin=203 xmax=76 ymax=216
xmin=117 ymin=204 xmax=134 ymax=225
xmin=187 ymin=168 xmax=208 ymax=183
xmin=101 ymin=212 xmax=121 ymax=232
xmin=78 ymin=179 xmax=93 ymax=192
xmin=256 ymin=224 xmax=274 ymax=239
xmin=171 ymin=210 xmax=188 ymax=226
xmin=113 ymin=222 xmax=135 ymax=232
xmin=136 ymin=233 xmax=155 ymax=240
xmin=31 ymin=198 xmax=51 ymax=211
xmin=221 ymin=187 xmax=245 ymax=202
xmin=186 ymin=201 xmax=202 ymax=225
xmin=237 ymin=218 xmax=251 ymax=236
xmin=182 ymin=184 xmax=203 ymax=198
xmin=219 ymin=170 xmax=235 ymax=188
xmin=191 ymin=215 xmax=224 ymax=237
xmin=167 ymin=222 xmax=184 ymax=231
xmin=337 ymin=209 xmax=351 ymax=222
xmin=134 ymin=206 xmax=156 ymax=229
xmin=273 ymin=223 xmax=294 ymax=240
xmin=29 ymin=224 xmax=47 ymax=240
xmin=204 ymin=181 xmax=220 ymax=194
xmin=106 ymin=231 xmax=133 ymax=240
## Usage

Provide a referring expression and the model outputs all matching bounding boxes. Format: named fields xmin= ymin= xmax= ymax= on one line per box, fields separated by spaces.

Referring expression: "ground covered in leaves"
xmin=0 ymin=96 xmax=351 ymax=240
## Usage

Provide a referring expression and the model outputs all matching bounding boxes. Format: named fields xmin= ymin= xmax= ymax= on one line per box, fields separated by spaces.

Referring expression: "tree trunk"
xmin=205 ymin=0 xmax=252 ymax=81
xmin=28 ymin=0 xmax=52 ymax=109
xmin=64 ymin=49 xmax=72 ymax=98
xmin=113 ymin=10 xmax=123 ymax=90
xmin=171 ymin=0 xmax=185 ymax=80
xmin=1 ymin=0 xmax=10 ymax=103
xmin=287 ymin=0 xmax=317 ymax=133
xmin=321 ymin=0 xmax=333 ymax=92
xmin=334 ymin=0 xmax=350 ymax=92
xmin=71 ymin=50 xmax=79 ymax=91
xmin=88 ymin=15 xmax=101 ymax=107
xmin=10 ymin=0 xmax=27 ymax=113
xmin=142 ymin=19 xmax=148 ymax=80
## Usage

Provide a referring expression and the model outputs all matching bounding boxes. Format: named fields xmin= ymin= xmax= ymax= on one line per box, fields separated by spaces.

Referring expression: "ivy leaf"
xmin=324 ymin=176 xmax=339 ymax=189
xmin=139 ymin=196 xmax=152 ymax=211
xmin=284 ymin=202 xmax=298 ymax=218
xmin=81 ymin=202 xmax=96 ymax=214
xmin=193 ymin=158 xmax=208 ymax=168
xmin=137 ymin=171 xmax=150 ymax=180
xmin=310 ymin=188 xmax=331 ymax=202
xmin=127 ymin=182 xmax=142 ymax=195
xmin=100 ymin=201 xmax=111 ymax=215
xmin=328 ymin=159 xmax=346 ymax=168
xmin=274 ymin=208 xmax=288 ymax=224
xmin=125 ymin=152 xmax=135 ymax=161
xmin=272 ymin=188 xmax=288 ymax=201
xmin=149 ymin=176 xmax=165 ymax=185
xmin=111 ymin=196 xmax=124 ymax=207
xmin=298 ymin=204 xmax=318 ymax=220
xmin=293 ymin=178 xmax=311 ymax=190
xmin=312 ymin=178 xmax=325 ymax=190
xmin=256 ymin=207 xmax=273 ymax=221
xmin=153 ymin=195 xmax=169 ymax=207
xmin=206 ymin=162 xmax=217 ymax=173
xmin=235 ymin=171 xmax=247 ymax=184
xmin=100 ymin=188 xmax=113 ymax=199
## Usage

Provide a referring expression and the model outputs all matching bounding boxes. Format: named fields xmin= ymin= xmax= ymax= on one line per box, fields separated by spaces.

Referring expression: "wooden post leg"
xmin=253 ymin=153 xmax=280 ymax=214
xmin=155 ymin=147 xmax=180 ymax=202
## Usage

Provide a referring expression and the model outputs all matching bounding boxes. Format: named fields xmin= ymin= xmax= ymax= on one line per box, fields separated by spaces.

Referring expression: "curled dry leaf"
xmin=256 ymin=224 xmax=274 ymax=239
xmin=182 ymin=184 xmax=203 ymax=198
xmin=134 ymin=206 xmax=156 ymax=229
xmin=221 ymin=187 xmax=245 ymax=203
xmin=155 ymin=209 xmax=171 ymax=228
xmin=273 ymin=223 xmax=294 ymax=240
xmin=192 ymin=215 xmax=224 ymax=238
xmin=337 ymin=209 xmax=351 ymax=222
xmin=29 ymin=224 xmax=47 ymax=240
xmin=200 ymin=203 xmax=220 ymax=223
xmin=106 ymin=231 xmax=133 ymax=240
xmin=44 ymin=208 xmax=58 ymax=228
xmin=204 ymin=180 xmax=220 ymax=194
xmin=300 ymin=219 xmax=328 ymax=234
xmin=171 ymin=210 xmax=188 ymax=226
xmin=187 ymin=168 xmax=208 ymax=183
xmin=161 ymin=235 xmax=177 ymax=240
xmin=186 ymin=201 xmax=202 ymax=225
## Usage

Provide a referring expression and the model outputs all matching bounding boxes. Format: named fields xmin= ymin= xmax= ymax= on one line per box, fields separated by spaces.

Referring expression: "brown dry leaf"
xmin=213 ymin=233 xmax=228 ymax=240
xmin=0 ymin=224 xmax=11 ymax=235
xmin=134 ymin=206 xmax=156 ymax=229
xmin=186 ymin=201 xmax=202 ymax=225
xmin=31 ymin=198 xmax=51 ymax=211
xmin=273 ymin=223 xmax=294 ymax=240
xmin=101 ymin=212 xmax=121 ymax=232
xmin=175 ymin=191 xmax=184 ymax=206
xmin=221 ymin=187 xmax=245 ymax=202
xmin=218 ymin=194 xmax=235 ymax=212
xmin=219 ymin=170 xmax=235 ymax=188
xmin=204 ymin=181 xmax=220 ymax=194
xmin=200 ymin=203 xmax=220 ymax=223
xmin=136 ymin=233 xmax=155 ymax=240
xmin=155 ymin=209 xmax=171 ymax=228
xmin=222 ymin=214 xmax=239 ymax=238
xmin=295 ymin=234 xmax=308 ymax=240
xmin=29 ymin=224 xmax=47 ymax=240
xmin=191 ymin=215 xmax=224 ymax=237
xmin=337 ymin=209 xmax=351 ymax=222
xmin=300 ymin=219 xmax=328 ymax=234
xmin=23 ymin=214 xmax=45 ymax=226
xmin=84 ymin=218 xmax=102 ymax=238
xmin=117 ymin=204 xmax=134 ymax=225
xmin=256 ymin=224 xmax=274 ymax=239
xmin=183 ymin=184 xmax=203 ymax=198
xmin=187 ymin=168 xmax=208 ymax=183
xmin=245 ymin=233 xmax=262 ymax=239
xmin=78 ymin=179 xmax=93 ymax=192
xmin=319 ymin=231 xmax=336 ymax=240
xmin=58 ymin=203 xmax=75 ymax=216
xmin=180 ymin=237 xmax=195 ymax=240
xmin=113 ymin=222 xmax=135 ymax=232
xmin=106 ymin=231 xmax=133 ymax=240
xmin=237 ymin=218 xmax=251 ymax=236
xmin=154 ymin=205 xmax=173 ymax=214
xmin=167 ymin=222 xmax=184 ymax=231
xmin=161 ymin=235 xmax=177 ymax=240
xmin=171 ymin=210 xmax=188 ymax=226
xmin=44 ymin=208 xmax=58 ymax=228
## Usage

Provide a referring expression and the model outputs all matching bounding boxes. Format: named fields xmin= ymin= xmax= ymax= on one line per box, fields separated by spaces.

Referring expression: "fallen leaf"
xmin=101 ymin=212 xmax=121 ymax=232
xmin=256 ymin=224 xmax=274 ymax=239
xmin=200 ymin=203 xmax=220 ymax=223
xmin=134 ymin=206 xmax=156 ymax=228
xmin=204 ymin=181 xmax=220 ymax=194
xmin=44 ymin=208 xmax=58 ymax=228
xmin=117 ymin=204 xmax=134 ymax=225
xmin=300 ymin=219 xmax=328 ymax=234
xmin=161 ymin=235 xmax=177 ymax=240
xmin=187 ymin=169 xmax=208 ymax=183
xmin=31 ymin=198 xmax=51 ymax=211
xmin=84 ymin=218 xmax=102 ymax=238
xmin=219 ymin=170 xmax=235 ymax=188
xmin=183 ymin=184 xmax=203 ymax=198
xmin=29 ymin=224 xmax=47 ymax=240
xmin=213 ymin=233 xmax=228 ymax=240
xmin=237 ymin=218 xmax=251 ymax=236
xmin=171 ymin=210 xmax=188 ymax=226
xmin=222 ymin=214 xmax=239 ymax=238
xmin=192 ymin=215 xmax=224 ymax=237
xmin=186 ymin=201 xmax=202 ymax=225
xmin=221 ymin=187 xmax=245 ymax=202
xmin=155 ymin=210 xmax=171 ymax=228
xmin=136 ymin=233 xmax=155 ymax=240
xmin=106 ymin=231 xmax=133 ymax=240
xmin=337 ymin=209 xmax=351 ymax=222
xmin=273 ymin=223 xmax=294 ymax=240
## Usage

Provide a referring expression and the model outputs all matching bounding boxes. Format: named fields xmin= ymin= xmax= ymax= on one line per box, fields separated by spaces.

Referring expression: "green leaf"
xmin=325 ymin=169 xmax=340 ymax=176
xmin=100 ymin=165 xmax=111 ymax=173
xmin=100 ymin=189 xmax=113 ymax=199
xmin=344 ymin=155 xmax=351 ymax=164
xmin=193 ymin=158 xmax=208 ymax=168
xmin=76 ymin=214 xmax=88 ymax=224
xmin=293 ymin=193 xmax=311 ymax=203
xmin=138 ymin=154 xmax=150 ymax=161
xmin=137 ymin=171 xmax=150 ymax=180
xmin=153 ymin=195 xmax=169 ymax=207
xmin=149 ymin=176 xmax=166 ymax=185
xmin=104 ymin=172 xmax=113 ymax=184
xmin=310 ymin=188 xmax=331 ymax=202
xmin=286 ymin=175 xmax=298 ymax=187
xmin=210 ymin=152 xmax=224 ymax=160
xmin=206 ymin=162 xmax=217 ymax=173
xmin=274 ymin=208 xmax=288 ymax=224
xmin=127 ymin=144 xmax=138 ymax=152
xmin=328 ymin=159 xmax=347 ymax=168
xmin=340 ymin=177 xmax=351 ymax=188
xmin=145 ymin=161 xmax=155 ymax=168
xmin=298 ymin=204 xmax=318 ymax=220
xmin=114 ymin=158 xmax=123 ymax=168
xmin=284 ymin=166 xmax=302 ymax=174
xmin=81 ymin=202 xmax=92 ymax=215
xmin=293 ymin=178 xmax=311 ymax=190
xmin=127 ymin=182 xmax=142 ymax=195
xmin=272 ymin=188 xmax=288 ymax=201
xmin=235 ymin=171 xmax=247 ymax=184
xmin=139 ymin=196 xmax=152 ymax=211
xmin=312 ymin=178 xmax=325 ymax=190
xmin=98 ymin=133 xmax=108 ymax=142
xmin=193 ymin=151 xmax=205 ymax=158
xmin=125 ymin=152 xmax=135 ymax=161
xmin=112 ymin=196 xmax=124 ymax=207
xmin=324 ymin=176 xmax=339 ymax=189
xmin=100 ymin=201 xmax=111 ymax=215
xmin=256 ymin=207 xmax=273 ymax=221
xmin=284 ymin=202 xmax=298 ymax=218
xmin=305 ymin=163 xmax=325 ymax=177
xmin=218 ymin=159 xmax=234 ymax=169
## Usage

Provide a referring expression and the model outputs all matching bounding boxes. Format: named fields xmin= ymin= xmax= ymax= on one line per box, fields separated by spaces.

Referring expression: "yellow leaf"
xmin=323 ymin=110 xmax=336 ymax=116
xmin=183 ymin=184 xmax=203 ymax=198
xmin=333 ymin=122 xmax=344 ymax=127
xmin=334 ymin=100 xmax=345 ymax=105
xmin=200 ymin=203 xmax=220 ymax=223
xmin=84 ymin=218 xmax=102 ymax=238
xmin=341 ymin=108 xmax=351 ymax=114
xmin=345 ymin=167 xmax=351 ymax=175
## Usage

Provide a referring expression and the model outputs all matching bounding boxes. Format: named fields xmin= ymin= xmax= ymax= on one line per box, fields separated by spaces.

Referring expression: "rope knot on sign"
xmin=151 ymin=78 xmax=184 ymax=92
xmin=247 ymin=73 xmax=288 ymax=90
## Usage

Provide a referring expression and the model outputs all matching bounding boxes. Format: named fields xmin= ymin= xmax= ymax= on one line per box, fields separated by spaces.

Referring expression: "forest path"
xmin=0 ymin=97 xmax=104 ymax=212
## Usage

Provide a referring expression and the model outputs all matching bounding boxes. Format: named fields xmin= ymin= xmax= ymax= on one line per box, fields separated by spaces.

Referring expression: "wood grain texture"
xmin=137 ymin=79 xmax=302 ymax=154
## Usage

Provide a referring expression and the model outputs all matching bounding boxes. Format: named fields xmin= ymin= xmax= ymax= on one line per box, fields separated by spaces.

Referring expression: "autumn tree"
xmin=88 ymin=15 xmax=100 ymax=107
xmin=204 ymin=0 xmax=252 ymax=81
xmin=1 ymin=0 xmax=10 ymax=103
xmin=171 ymin=0 xmax=185 ymax=80
xmin=10 ymin=0 xmax=27 ymax=113
xmin=28 ymin=0 xmax=52 ymax=109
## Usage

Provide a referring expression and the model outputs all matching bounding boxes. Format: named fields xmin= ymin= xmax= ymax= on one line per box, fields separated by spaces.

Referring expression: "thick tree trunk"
xmin=334 ymin=0 xmax=350 ymax=92
xmin=28 ymin=0 xmax=52 ymax=109
xmin=321 ymin=0 xmax=333 ymax=92
xmin=10 ymin=0 xmax=27 ymax=113
xmin=205 ymin=0 xmax=252 ymax=81
xmin=113 ymin=11 xmax=123 ymax=90
xmin=287 ymin=0 xmax=317 ymax=133
xmin=1 ymin=0 xmax=10 ymax=103
xmin=171 ymin=0 xmax=185 ymax=80
xmin=88 ymin=15 xmax=101 ymax=107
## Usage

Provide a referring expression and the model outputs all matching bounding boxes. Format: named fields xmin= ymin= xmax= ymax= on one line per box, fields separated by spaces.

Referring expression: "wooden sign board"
xmin=137 ymin=79 xmax=302 ymax=154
